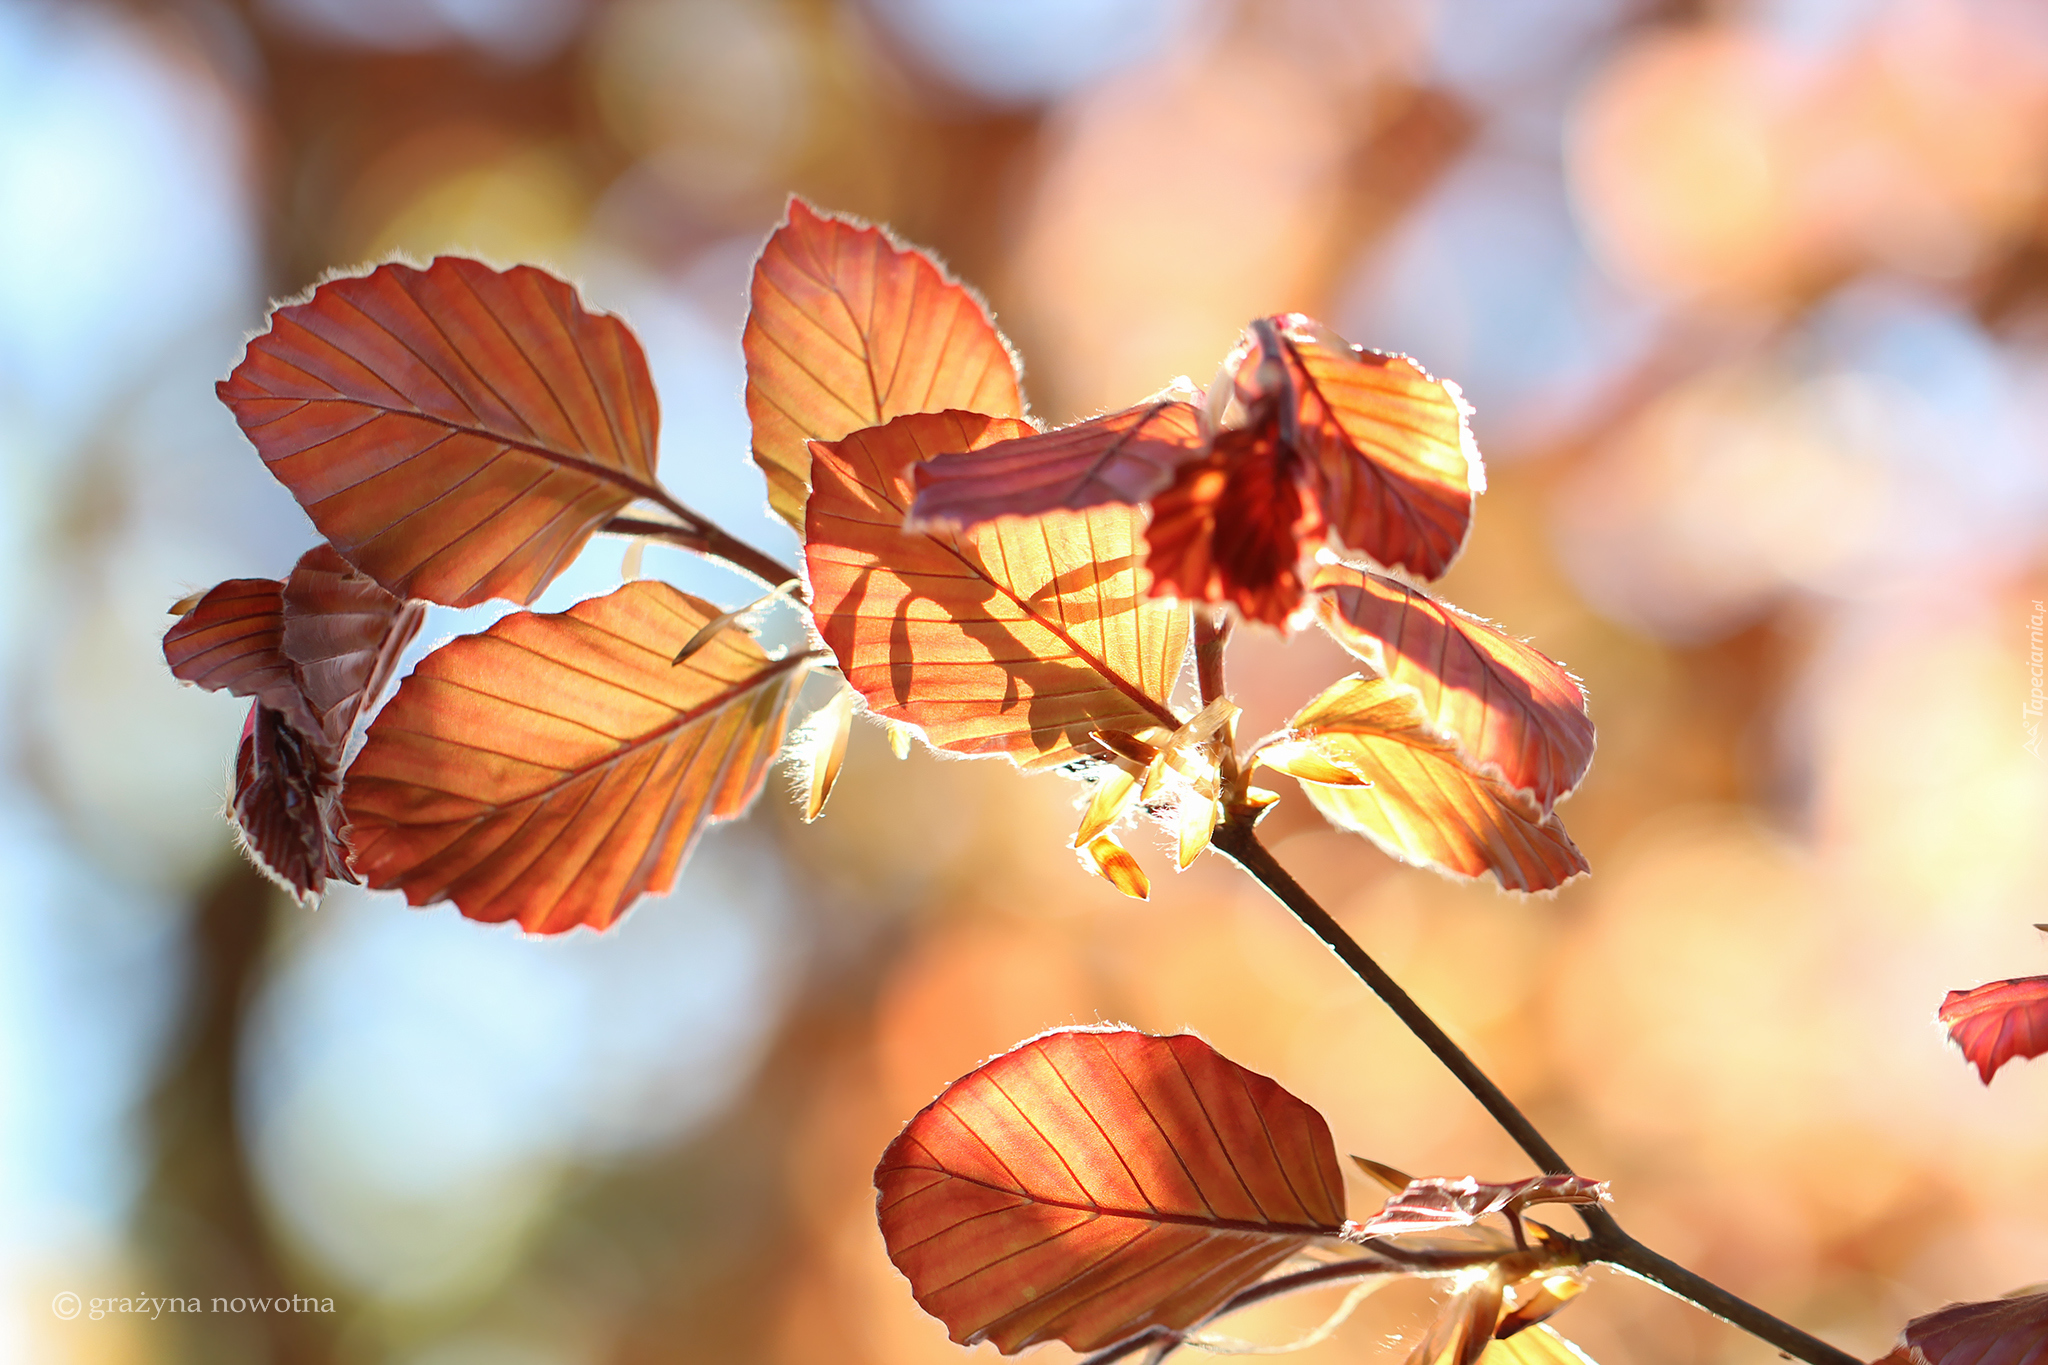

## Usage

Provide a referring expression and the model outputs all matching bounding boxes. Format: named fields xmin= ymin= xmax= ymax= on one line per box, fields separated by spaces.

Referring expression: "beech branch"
xmin=602 ymin=508 xmax=801 ymax=593
xmin=1208 ymin=822 xmax=1864 ymax=1365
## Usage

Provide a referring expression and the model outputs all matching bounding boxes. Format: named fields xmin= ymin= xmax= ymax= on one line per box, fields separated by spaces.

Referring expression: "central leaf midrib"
xmin=927 ymin=1167 xmax=1337 ymax=1241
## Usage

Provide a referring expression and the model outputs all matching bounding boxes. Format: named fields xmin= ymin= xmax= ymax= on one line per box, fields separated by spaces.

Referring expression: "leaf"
xmin=805 ymin=410 xmax=1189 ymax=770
xmin=342 ymin=581 xmax=807 ymax=934
xmin=1938 ymin=977 xmax=2048 ymax=1084
xmin=165 ymin=546 xmax=422 ymax=902
xmin=795 ymin=685 xmax=856 ymax=822
xmin=1876 ymin=1290 xmax=2048 ymax=1365
xmin=1074 ymin=767 xmax=1139 ymax=848
xmin=1361 ymin=1175 xmax=1610 ymax=1239
xmin=1468 ymin=1325 xmax=1600 ymax=1365
xmin=218 ymin=257 xmax=661 ymax=607
xmin=874 ymin=1027 xmax=1346 ymax=1354
xmin=1258 ymin=314 xmax=1480 ymax=582
xmin=1257 ymin=676 xmax=1587 ymax=893
xmin=745 ymin=199 xmax=1024 ymax=530
xmin=1145 ymin=423 xmax=1322 ymax=628
xmin=1313 ymin=563 xmax=1593 ymax=816
xmin=1081 ymin=835 xmax=1149 ymax=900
xmin=907 ymin=395 xmax=1206 ymax=531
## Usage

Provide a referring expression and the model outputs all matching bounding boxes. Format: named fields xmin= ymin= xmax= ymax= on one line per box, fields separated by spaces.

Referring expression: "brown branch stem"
xmin=1208 ymin=822 xmax=1863 ymax=1365
xmin=602 ymin=513 xmax=799 ymax=591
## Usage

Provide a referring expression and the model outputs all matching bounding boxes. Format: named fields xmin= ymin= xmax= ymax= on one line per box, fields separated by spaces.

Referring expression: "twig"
xmin=1208 ymin=823 xmax=1864 ymax=1365
xmin=602 ymin=513 xmax=800 ymax=592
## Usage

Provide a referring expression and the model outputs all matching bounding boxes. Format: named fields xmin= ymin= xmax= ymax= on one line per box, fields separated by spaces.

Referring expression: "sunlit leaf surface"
xmin=746 ymin=199 xmax=1024 ymax=530
xmin=1875 ymin=1290 xmax=2048 ymax=1365
xmin=805 ymin=410 xmax=1187 ymax=769
xmin=1259 ymin=676 xmax=1587 ymax=892
xmin=219 ymin=257 xmax=661 ymax=607
xmin=344 ymin=581 xmax=805 ymax=934
xmin=1314 ymin=563 xmax=1593 ymax=815
xmin=875 ymin=1027 xmax=1345 ymax=1353
xmin=1938 ymin=977 xmax=2048 ymax=1084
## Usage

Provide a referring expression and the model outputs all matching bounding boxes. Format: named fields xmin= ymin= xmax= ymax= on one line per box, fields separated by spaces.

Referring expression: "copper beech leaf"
xmin=804 ymin=410 xmax=1187 ymax=769
xmin=342 ymin=580 xmax=806 ymax=934
xmin=874 ymin=1027 xmax=1346 ymax=1354
xmin=163 ymin=546 xmax=423 ymax=901
xmin=219 ymin=257 xmax=661 ymax=607
xmin=1314 ymin=563 xmax=1593 ymax=816
xmin=1938 ymin=977 xmax=2048 ymax=1084
xmin=1361 ymin=1176 xmax=1610 ymax=1239
xmin=745 ymin=199 xmax=1024 ymax=530
xmin=1874 ymin=1291 xmax=2048 ymax=1365
xmin=1146 ymin=422 xmax=1322 ymax=628
xmin=1257 ymin=676 xmax=1587 ymax=893
xmin=906 ymin=396 xmax=1206 ymax=531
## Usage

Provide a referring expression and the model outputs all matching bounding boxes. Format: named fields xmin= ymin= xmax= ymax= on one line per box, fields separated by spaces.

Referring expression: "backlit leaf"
xmin=1875 ymin=1290 xmax=2048 ymax=1365
xmin=1257 ymin=676 xmax=1587 ymax=893
xmin=1073 ymin=767 xmax=1139 ymax=848
xmin=795 ymin=685 xmax=856 ymax=822
xmin=907 ymin=395 xmax=1205 ymax=531
xmin=1081 ymin=835 xmax=1149 ymax=900
xmin=1146 ymin=423 xmax=1321 ymax=628
xmin=805 ymin=410 xmax=1188 ymax=769
xmin=1361 ymin=1175 xmax=1610 ymax=1239
xmin=1259 ymin=314 xmax=1480 ymax=582
xmin=1313 ymin=563 xmax=1593 ymax=815
xmin=281 ymin=545 xmax=427 ymax=747
xmin=1467 ymin=1325 xmax=1599 ymax=1365
xmin=875 ymin=1027 xmax=1346 ymax=1354
xmin=746 ymin=199 xmax=1024 ymax=530
xmin=219 ymin=257 xmax=661 ymax=607
xmin=1938 ymin=977 xmax=2048 ymax=1084
xmin=343 ymin=581 xmax=806 ymax=933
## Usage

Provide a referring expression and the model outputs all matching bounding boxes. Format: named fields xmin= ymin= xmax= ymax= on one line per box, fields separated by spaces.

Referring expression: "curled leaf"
xmin=875 ymin=1026 xmax=1346 ymax=1354
xmin=805 ymin=410 xmax=1188 ymax=769
xmin=1146 ymin=422 xmax=1320 ymax=628
xmin=1081 ymin=835 xmax=1149 ymax=900
xmin=794 ymin=685 xmax=856 ymax=823
xmin=219 ymin=258 xmax=662 ymax=607
xmin=1313 ymin=563 xmax=1593 ymax=816
xmin=907 ymin=394 xmax=1206 ymax=531
xmin=1938 ymin=976 xmax=2048 ymax=1084
xmin=233 ymin=701 xmax=349 ymax=902
xmin=1074 ymin=766 xmax=1139 ymax=848
xmin=1259 ymin=676 xmax=1587 ymax=893
xmin=746 ymin=199 xmax=1024 ymax=529
xmin=343 ymin=581 xmax=806 ymax=933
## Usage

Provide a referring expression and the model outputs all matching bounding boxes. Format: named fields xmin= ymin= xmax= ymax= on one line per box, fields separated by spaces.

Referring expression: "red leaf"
xmin=1876 ymin=1290 xmax=2048 ymax=1365
xmin=165 ymin=547 xmax=422 ymax=902
xmin=1313 ymin=563 xmax=1593 ymax=816
xmin=1146 ymin=423 xmax=1323 ymax=627
xmin=1360 ymin=1175 xmax=1610 ymax=1239
xmin=219 ymin=257 xmax=661 ymax=607
xmin=1938 ymin=977 xmax=2048 ymax=1084
xmin=875 ymin=1027 xmax=1346 ymax=1354
xmin=343 ymin=581 xmax=806 ymax=934
xmin=804 ymin=410 xmax=1188 ymax=769
xmin=746 ymin=199 xmax=1024 ymax=530
xmin=906 ymin=396 xmax=1206 ymax=531
xmin=1256 ymin=314 xmax=1480 ymax=582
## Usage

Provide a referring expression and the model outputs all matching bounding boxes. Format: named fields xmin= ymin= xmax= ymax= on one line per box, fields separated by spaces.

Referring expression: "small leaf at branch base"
xmin=1876 ymin=1290 xmax=2048 ymax=1365
xmin=1081 ymin=835 xmax=1149 ymax=900
xmin=1937 ymin=976 xmax=2048 ymax=1084
xmin=1353 ymin=1156 xmax=1418 ymax=1194
xmin=234 ymin=701 xmax=350 ymax=905
xmin=1074 ymin=767 xmax=1139 ymax=848
xmin=1312 ymin=563 xmax=1593 ymax=816
xmin=746 ymin=199 xmax=1024 ymax=530
xmin=219 ymin=257 xmax=663 ymax=607
xmin=1260 ymin=676 xmax=1587 ymax=894
xmin=794 ymin=685 xmax=856 ymax=822
xmin=1361 ymin=1175 xmax=1611 ymax=1239
xmin=875 ymin=1027 xmax=1346 ymax=1354
xmin=908 ymin=394 xmax=1206 ymax=531
xmin=1470 ymin=1325 xmax=1599 ymax=1365
xmin=887 ymin=721 xmax=914 ymax=760
xmin=343 ymin=581 xmax=805 ymax=934
xmin=1176 ymin=791 xmax=1220 ymax=869
xmin=805 ymin=410 xmax=1188 ymax=770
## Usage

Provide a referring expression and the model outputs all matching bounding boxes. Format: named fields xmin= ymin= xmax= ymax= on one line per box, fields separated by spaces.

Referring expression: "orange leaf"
xmin=1938 ymin=977 xmax=2048 ymax=1084
xmin=804 ymin=410 xmax=1188 ymax=769
xmin=1145 ymin=423 xmax=1322 ymax=628
xmin=1258 ymin=676 xmax=1587 ymax=893
xmin=282 ymin=545 xmax=428 ymax=746
xmin=1258 ymin=314 xmax=1479 ymax=582
xmin=233 ymin=700 xmax=350 ymax=904
xmin=906 ymin=395 xmax=1205 ymax=531
xmin=342 ymin=581 xmax=806 ymax=933
xmin=1313 ymin=563 xmax=1593 ymax=815
xmin=1876 ymin=1291 xmax=2048 ymax=1365
xmin=218 ymin=257 xmax=661 ymax=607
xmin=874 ymin=1027 xmax=1346 ymax=1354
xmin=745 ymin=200 xmax=1024 ymax=530
xmin=1081 ymin=834 xmax=1149 ymax=900
xmin=161 ymin=575 xmax=310 ymax=729
xmin=794 ymin=685 xmax=856 ymax=823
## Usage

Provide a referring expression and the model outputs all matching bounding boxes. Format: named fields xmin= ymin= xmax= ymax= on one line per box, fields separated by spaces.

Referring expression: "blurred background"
xmin=3 ymin=0 xmax=2046 ymax=1361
